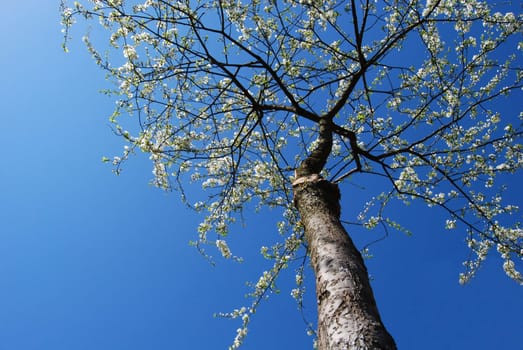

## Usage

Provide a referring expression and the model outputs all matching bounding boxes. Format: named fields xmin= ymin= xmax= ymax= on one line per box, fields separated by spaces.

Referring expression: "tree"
xmin=61 ymin=0 xmax=522 ymax=348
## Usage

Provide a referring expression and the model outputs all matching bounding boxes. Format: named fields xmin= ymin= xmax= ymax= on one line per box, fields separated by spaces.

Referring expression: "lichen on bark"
xmin=293 ymin=178 xmax=396 ymax=350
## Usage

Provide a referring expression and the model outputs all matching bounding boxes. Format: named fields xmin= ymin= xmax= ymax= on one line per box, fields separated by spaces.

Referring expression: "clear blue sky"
xmin=0 ymin=2 xmax=521 ymax=349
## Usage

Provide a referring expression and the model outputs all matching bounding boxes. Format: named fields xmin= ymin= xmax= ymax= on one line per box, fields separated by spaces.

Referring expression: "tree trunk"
xmin=293 ymin=174 xmax=396 ymax=350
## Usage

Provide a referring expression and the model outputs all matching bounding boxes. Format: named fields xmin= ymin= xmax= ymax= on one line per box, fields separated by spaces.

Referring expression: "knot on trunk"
xmin=293 ymin=175 xmax=341 ymax=218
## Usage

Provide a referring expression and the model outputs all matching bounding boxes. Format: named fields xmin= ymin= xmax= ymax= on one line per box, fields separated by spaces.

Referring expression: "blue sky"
xmin=0 ymin=2 xmax=521 ymax=349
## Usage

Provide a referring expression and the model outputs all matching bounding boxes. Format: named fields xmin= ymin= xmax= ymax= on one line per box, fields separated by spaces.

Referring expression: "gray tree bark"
xmin=293 ymin=175 xmax=396 ymax=350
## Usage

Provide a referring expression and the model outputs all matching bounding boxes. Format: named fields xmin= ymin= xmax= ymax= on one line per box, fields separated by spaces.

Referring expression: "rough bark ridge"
xmin=293 ymin=176 xmax=396 ymax=350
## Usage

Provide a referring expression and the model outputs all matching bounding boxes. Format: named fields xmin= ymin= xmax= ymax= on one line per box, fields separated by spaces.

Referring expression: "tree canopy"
xmin=62 ymin=0 xmax=522 ymax=346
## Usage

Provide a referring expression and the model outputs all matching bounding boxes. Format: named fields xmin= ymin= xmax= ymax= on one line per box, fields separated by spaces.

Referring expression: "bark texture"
xmin=293 ymin=176 xmax=396 ymax=350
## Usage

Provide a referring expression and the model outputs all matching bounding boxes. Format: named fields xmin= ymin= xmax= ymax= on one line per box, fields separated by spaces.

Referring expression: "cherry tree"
xmin=62 ymin=0 xmax=522 ymax=348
